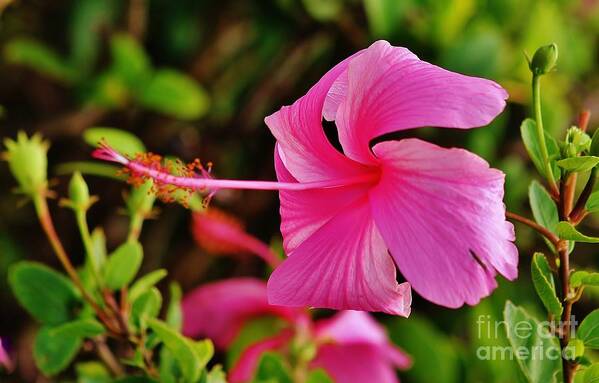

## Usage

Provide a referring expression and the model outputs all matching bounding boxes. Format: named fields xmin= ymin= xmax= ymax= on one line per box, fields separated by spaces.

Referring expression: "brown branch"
xmin=506 ymin=211 xmax=559 ymax=245
xmin=570 ymin=167 xmax=597 ymax=224
xmin=558 ymin=241 xmax=576 ymax=383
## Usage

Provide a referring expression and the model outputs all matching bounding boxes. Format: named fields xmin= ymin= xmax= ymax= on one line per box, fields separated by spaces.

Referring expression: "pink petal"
xmin=312 ymin=343 xmax=402 ymax=383
xmin=267 ymin=198 xmax=411 ymax=316
xmin=331 ymin=40 xmax=508 ymax=163
xmin=191 ymin=209 xmax=280 ymax=267
xmin=369 ymin=138 xmax=518 ymax=308
xmin=229 ymin=331 xmax=292 ymax=383
xmin=0 ymin=338 xmax=11 ymax=372
xmin=315 ymin=311 xmax=411 ymax=369
xmin=264 ymin=53 xmax=368 ymax=182
xmin=274 ymin=146 xmax=372 ymax=253
xmin=182 ymin=278 xmax=301 ymax=348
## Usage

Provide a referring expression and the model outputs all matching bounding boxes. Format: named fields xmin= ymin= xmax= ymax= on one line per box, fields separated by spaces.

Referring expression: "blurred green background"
xmin=1 ymin=0 xmax=599 ymax=382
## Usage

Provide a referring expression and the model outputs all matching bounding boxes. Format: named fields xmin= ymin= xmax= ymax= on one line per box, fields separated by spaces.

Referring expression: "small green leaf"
xmin=306 ymin=369 xmax=334 ymax=383
xmin=192 ymin=339 xmax=214 ymax=368
xmin=104 ymin=241 xmax=143 ymax=290
xmin=138 ymin=69 xmax=210 ymax=120
xmin=253 ymin=352 xmax=292 ymax=383
xmin=557 ymin=156 xmax=599 ymax=172
xmin=578 ymin=309 xmax=599 ymax=349
xmin=110 ymin=33 xmax=152 ymax=88
xmin=166 ymin=282 xmax=183 ymax=331
xmin=50 ymin=318 xmax=105 ymax=338
xmin=503 ymin=301 xmax=562 ymax=382
xmin=131 ymin=287 xmax=162 ymax=329
xmin=586 ymin=191 xmax=599 ymax=213
xmin=521 ymin=118 xmax=561 ymax=179
xmin=529 ymin=180 xmax=559 ymax=231
xmin=564 ymin=339 xmax=585 ymax=361
xmin=590 ymin=129 xmax=599 ymax=157
xmin=205 ymin=365 xmax=227 ymax=383
xmin=148 ymin=318 xmax=204 ymax=383
xmin=75 ymin=361 xmax=112 ymax=383
xmin=584 ymin=364 xmax=599 ymax=383
xmin=4 ymin=38 xmax=76 ymax=82
xmin=55 ymin=161 xmax=124 ymax=181
xmin=531 ymin=253 xmax=562 ymax=317
xmin=129 ymin=269 xmax=168 ymax=302
xmin=34 ymin=326 xmax=82 ymax=376
xmin=556 ymin=221 xmax=599 ymax=243
xmin=8 ymin=261 xmax=81 ymax=325
xmin=83 ymin=127 xmax=145 ymax=157
xmin=571 ymin=271 xmax=599 ymax=288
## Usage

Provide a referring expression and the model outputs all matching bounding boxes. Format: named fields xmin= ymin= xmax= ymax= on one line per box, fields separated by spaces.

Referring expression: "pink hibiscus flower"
xmin=182 ymin=278 xmax=411 ymax=383
xmin=0 ymin=337 xmax=12 ymax=372
xmin=94 ymin=40 xmax=518 ymax=315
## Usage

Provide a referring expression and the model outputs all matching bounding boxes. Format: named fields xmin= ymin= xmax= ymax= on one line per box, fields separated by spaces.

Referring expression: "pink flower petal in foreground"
xmin=191 ymin=208 xmax=280 ymax=267
xmin=0 ymin=337 xmax=12 ymax=372
xmin=181 ymin=278 xmax=303 ymax=348
xmin=94 ymin=40 xmax=518 ymax=314
xmin=182 ymin=279 xmax=410 ymax=383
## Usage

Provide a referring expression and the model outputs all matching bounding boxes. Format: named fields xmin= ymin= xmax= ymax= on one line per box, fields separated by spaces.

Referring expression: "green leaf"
xmin=50 ymin=318 xmax=105 ymax=338
xmin=54 ymin=161 xmax=124 ymax=181
xmin=113 ymin=377 xmax=159 ymax=383
xmin=205 ymin=365 xmax=227 ymax=383
xmin=503 ymin=301 xmax=562 ymax=382
xmin=138 ymin=69 xmax=210 ymax=120
xmin=590 ymin=129 xmax=599 ymax=157
xmin=252 ymin=352 xmax=292 ymax=383
xmin=83 ymin=127 xmax=145 ymax=157
xmin=556 ymin=221 xmax=599 ymax=243
xmin=104 ymin=241 xmax=143 ymax=290
xmin=571 ymin=271 xmax=599 ymax=288
xmin=521 ymin=118 xmax=561 ymax=179
xmin=8 ymin=261 xmax=81 ymax=325
xmin=192 ymin=339 xmax=215 ymax=368
xmin=75 ymin=361 xmax=112 ymax=383
xmin=302 ymin=0 xmax=343 ymax=22
xmin=529 ymin=180 xmax=559 ymax=231
xmin=166 ymin=282 xmax=183 ymax=331
xmin=531 ymin=253 xmax=562 ymax=317
xmin=557 ymin=156 xmax=599 ymax=172
xmin=129 ymin=269 xmax=168 ymax=303
xmin=148 ymin=318 xmax=205 ymax=383
xmin=110 ymin=33 xmax=152 ymax=88
xmin=578 ymin=309 xmax=599 ymax=349
xmin=363 ymin=0 xmax=408 ymax=39
xmin=586 ymin=191 xmax=599 ymax=213
xmin=131 ymin=287 xmax=162 ymax=329
xmin=34 ymin=326 xmax=82 ymax=376
xmin=4 ymin=38 xmax=75 ymax=82
xmin=584 ymin=364 xmax=599 ymax=383
xmin=306 ymin=369 xmax=334 ymax=383
xmin=564 ymin=339 xmax=585 ymax=361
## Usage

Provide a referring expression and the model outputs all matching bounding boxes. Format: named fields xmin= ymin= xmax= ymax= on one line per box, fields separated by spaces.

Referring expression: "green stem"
xmin=533 ymin=74 xmax=559 ymax=195
xmin=75 ymin=209 xmax=102 ymax=285
xmin=127 ymin=212 xmax=144 ymax=243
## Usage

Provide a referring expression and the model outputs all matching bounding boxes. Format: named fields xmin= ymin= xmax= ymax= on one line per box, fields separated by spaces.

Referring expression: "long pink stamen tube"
xmin=92 ymin=142 xmax=377 ymax=192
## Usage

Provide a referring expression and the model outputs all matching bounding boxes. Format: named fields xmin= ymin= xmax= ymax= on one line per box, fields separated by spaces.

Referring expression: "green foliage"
xmin=503 ymin=301 xmax=562 ymax=382
xmin=583 ymin=364 xmax=599 ymax=382
xmin=34 ymin=326 xmax=83 ymax=376
xmin=8 ymin=261 xmax=81 ymax=325
xmin=306 ymin=369 xmax=334 ymax=383
xmin=252 ymin=352 xmax=292 ymax=383
xmin=578 ymin=310 xmax=599 ymax=349
xmin=556 ymin=222 xmax=599 ymax=243
xmin=557 ymin=157 xmax=599 ymax=173
xmin=571 ymin=271 xmax=599 ymax=288
xmin=129 ymin=269 xmax=168 ymax=302
xmin=520 ymin=119 xmax=560 ymax=180
xmin=138 ymin=70 xmax=210 ymax=120
xmin=83 ymin=127 xmax=146 ymax=157
xmin=131 ymin=288 xmax=162 ymax=330
xmin=104 ymin=241 xmax=144 ymax=290
xmin=531 ymin=253 xmax=562 ymax=317
xmin=4 ymin=38 xmax=76 ymax=82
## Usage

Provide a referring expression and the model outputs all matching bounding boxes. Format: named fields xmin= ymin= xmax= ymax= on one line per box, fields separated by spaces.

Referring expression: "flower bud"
xmin=2 ymin=132 xmax=49 ymax=196
xmin=68 ymin=171 xmax=91 ymax=208
xmin=126 ymin=179 xmax=156 ymax=216
xmin=529 ymin=43 xmax=558 ymax=76
xmin=564 ymin=126 xmax=591 ymax=158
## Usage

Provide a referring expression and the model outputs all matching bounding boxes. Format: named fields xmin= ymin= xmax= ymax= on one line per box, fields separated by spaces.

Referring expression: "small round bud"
xmin=564 ymin=126 xmax=591 ymax=157
xmin=2 ymin=132 xmax=49 ymax=196
xmin=529 ymin=43 xmax=558 ymax=76
xmin=68 ymin=171 xmax=91 ymax=208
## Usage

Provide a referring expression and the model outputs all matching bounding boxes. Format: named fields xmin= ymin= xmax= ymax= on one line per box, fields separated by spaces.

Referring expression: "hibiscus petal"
xmin=274 ymin=146 xmax=371 ymax=253
xmin=267 ymin=198 xmax=411 ymax=316
xmin=182 ymin=278 xmax=301 ymax=348
xmin=332 ymin=40 xmax=508 ymax=163
xmin=265 ymin=53 xmax=367 ymax=182
xmin=228 ymin=331 xmax=292 ymax=383
xmin=315 ymin=311 xmax=412 ymax=369
xmin=369 ymin=138 xmax=518 ymax=308
xmin=312 ymin=343 xmax=402 ymax=383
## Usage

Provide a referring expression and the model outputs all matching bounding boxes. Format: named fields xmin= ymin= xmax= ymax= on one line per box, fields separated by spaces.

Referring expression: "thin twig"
xmin=570 ymin=167 xmax=597 ymax=224
xmin=506 ymin=211 xmax=559 ymax=245
xmin=95 ymin=337 xmax=125 ymax=377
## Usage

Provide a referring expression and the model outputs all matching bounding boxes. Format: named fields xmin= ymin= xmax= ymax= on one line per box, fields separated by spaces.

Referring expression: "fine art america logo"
xmin=476 ymin=315 xmax=578 ymax=361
